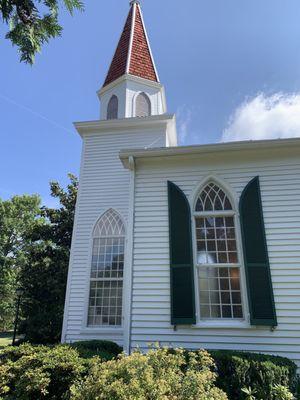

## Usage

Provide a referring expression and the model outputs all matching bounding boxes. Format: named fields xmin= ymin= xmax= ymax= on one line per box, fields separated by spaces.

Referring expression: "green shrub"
xmin=70 ymin=347 xmax=228 ymax=400
xmin=210 ymin=350 xmax=298 ymax=400
xmin=242 ymin=384 xmax=295 ymax=400
xmin=0 ymin=343 xmax=88 ymax=399
xmin=272 ymin=384 xmax=295 ymax=400
xmin=69 ymin=340 xmax=122 ymax=360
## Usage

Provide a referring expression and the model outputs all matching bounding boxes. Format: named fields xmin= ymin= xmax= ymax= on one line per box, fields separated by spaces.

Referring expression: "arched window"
xmin=194 ymin=182 xmax=244 ymax=320
xmin=107 ymin=95 xmax=118 ymax=120
xmin=135 ymin=92 xmax=151 ymax=117
xmin=88 ymin=209 xmax=125 ymax=326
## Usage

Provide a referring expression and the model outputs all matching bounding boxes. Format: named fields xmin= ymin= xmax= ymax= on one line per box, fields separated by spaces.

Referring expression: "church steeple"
xmin=98 ymin=1 xmax=167 ymax=120
xmin=103 ymin=0 xmax=159 ymax=88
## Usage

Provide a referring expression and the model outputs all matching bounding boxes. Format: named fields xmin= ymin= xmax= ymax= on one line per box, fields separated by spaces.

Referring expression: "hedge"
xmin=0 ymin=342 xmax=298 ymax=400
xmin=209 ymin=350 xmax=298 ymax=400
xmin=0 ymin=340 xmax=121 ymax=399
xmin=0 ymin=344 xmax=87 ymax=399
xmin=69 ymin=340 xmax=122 ymax=360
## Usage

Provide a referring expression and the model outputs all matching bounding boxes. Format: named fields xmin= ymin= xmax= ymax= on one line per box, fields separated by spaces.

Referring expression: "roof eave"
xmin=119 ymin=137 xmax=300 ymax=169
xmin=98 ymin=73 xmax=163 ymax=98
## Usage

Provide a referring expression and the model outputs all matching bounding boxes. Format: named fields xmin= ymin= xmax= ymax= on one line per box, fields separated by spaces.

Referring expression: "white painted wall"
xmin=99 ymin=75 xmax=166 ymax=120
xmin=130 ymin=145 xmax=300 ymax=368
xmin=62 ymin=119 xmax=174 ymax=346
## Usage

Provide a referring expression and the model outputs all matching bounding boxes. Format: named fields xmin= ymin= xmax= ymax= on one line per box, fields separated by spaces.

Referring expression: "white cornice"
xmin=74 ymin=113 xmax=175 ymax=136
xmin=119 ymin=137 xmax=300 ymax=169
xmin=97 ymin=73 xmax=163 ymax=98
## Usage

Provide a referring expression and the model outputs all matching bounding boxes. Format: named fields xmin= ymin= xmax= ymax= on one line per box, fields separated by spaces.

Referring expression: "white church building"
xmin=62 ymin=0 xmax=300 ymax=368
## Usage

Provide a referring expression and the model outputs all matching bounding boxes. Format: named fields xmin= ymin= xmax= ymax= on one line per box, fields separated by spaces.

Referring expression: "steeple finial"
xmin=130 ymin=0 xmax=140 ymax=5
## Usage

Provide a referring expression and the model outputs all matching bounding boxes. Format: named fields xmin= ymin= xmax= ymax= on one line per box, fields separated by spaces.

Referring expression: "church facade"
xmin=62 ymin=0 xmax=300 ymax=368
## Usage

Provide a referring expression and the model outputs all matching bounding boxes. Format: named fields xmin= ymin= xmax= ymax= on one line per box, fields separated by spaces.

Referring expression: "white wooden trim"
xmin=98 ymin=74 xmax=163 ymax=98
xmin=191 ymin=320 xmax=251 ymax=329
xmin=123 ymin=156 xmax=136 ymax=353
xmin=120 ymin=137 xmax=300 ymax=167
xmin=74 ymin=114 xmax=175 ymax=136
xmin=126 ymin=3 xmax=136 ymax=74
xmin=80 ymin=328 xmax=123 ymax=335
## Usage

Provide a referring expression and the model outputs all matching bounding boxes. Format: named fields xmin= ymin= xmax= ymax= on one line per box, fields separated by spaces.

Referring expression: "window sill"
xmin=190 ymin=320 xmax=251 ymax=329
xmin=80 ymin=327 xmax=124 ymax=335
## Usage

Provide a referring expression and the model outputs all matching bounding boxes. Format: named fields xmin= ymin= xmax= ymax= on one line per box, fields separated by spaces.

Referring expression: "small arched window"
xmin=194 ymin=182 xmax=244 ymax=320
xmin=88 ymin=209 xmax=125 ymax=326
xmin=107 ymin=95 xmax=118 ymax=120
xmin=135 ymin=92 xmax=151 ymax=117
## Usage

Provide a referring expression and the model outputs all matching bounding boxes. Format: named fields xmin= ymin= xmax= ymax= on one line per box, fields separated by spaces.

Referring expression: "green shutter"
xmin=239 ymin=176 xmax=277 ymax=326
xmin=168 ymin=181 xmax=196 ymax=325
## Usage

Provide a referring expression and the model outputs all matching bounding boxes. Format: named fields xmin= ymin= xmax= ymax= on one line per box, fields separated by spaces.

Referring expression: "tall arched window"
xmin=88 ymin=209 xmax=125 ymax=326
xmin=135 ymin=92 xmax=151 ymax=117
xmin=107 ymin=95 xmax=118 ymax=120
xmin=194 ymin=182 xmax=244 ymax=320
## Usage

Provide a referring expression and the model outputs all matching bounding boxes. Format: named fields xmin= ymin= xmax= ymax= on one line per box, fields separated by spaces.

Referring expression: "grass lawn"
xmin=0 ymin=332 xmax=13 ymax=349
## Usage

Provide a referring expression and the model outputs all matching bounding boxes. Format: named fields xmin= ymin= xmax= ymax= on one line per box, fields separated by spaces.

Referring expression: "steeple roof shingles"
xmin=103 ymin=2 xmax=158 ymax=88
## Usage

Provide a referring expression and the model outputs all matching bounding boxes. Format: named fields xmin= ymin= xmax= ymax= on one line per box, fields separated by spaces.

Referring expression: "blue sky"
xmin=1 ymin=0 xmax=300 ymax=205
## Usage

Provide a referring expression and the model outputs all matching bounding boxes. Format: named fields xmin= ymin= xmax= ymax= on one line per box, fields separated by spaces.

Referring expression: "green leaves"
xmin=0 ymin=174 xmax=78 ymax=340
xmin=0 ymin=194 xmax=42 ymax=331
xmin=19 ymin=174 xmax=78 ymax=344
xmin=70 ymin=348 xmax=228 ymax=400
xmin=63 ymin=0 xmax=83 ymax=15
xmin=1 ymin=0 xmax=84 ymax=64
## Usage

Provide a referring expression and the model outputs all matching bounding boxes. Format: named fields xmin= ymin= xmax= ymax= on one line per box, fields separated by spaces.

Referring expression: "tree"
xmin=1 ymin=0 xmax=83 ymax=64
xmin=0 ymin=195 xmax=41 ymax=331
xmin=20 ymin=173 xmax=78 ymax=343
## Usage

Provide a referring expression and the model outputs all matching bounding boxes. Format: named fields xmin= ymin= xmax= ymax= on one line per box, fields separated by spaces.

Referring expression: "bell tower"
xmin=62 ymin=0 xmax=177 ymax=351
xmin=98 ymin=0 xmax=167 ymax=120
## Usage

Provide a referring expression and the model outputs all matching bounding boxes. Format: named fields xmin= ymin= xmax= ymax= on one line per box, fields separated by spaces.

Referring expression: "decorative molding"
xmin=98 ymin=73 xmax=163 ymax=98
xmin=120 ymin=137 xmax=300 ymax=166
xmin=74 ymin=113 xmax=175 ymax=136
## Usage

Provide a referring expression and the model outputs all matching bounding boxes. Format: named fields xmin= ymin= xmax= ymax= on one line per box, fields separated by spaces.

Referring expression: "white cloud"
xmin=222 ymin=93 xmax=300 ymax=142
xmin=176 ymin=105 xmax=193 ymax=144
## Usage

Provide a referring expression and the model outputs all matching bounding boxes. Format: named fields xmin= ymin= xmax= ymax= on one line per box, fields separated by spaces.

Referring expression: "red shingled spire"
xmin=103 ymin=1 xmax=159 ymax=88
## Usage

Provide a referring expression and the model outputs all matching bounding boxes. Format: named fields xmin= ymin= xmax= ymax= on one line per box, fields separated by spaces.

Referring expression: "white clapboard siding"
xmin=63 ymin=125 xmax=169 ymax=346
xmin=131 ymin=147 xmax=300 ymax=368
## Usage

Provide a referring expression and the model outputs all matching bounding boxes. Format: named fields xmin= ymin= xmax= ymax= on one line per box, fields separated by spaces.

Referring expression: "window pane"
xmin=88 ymin=210 xmax=125 ymax=327
xmin=195 ymin=183 xmax=243 ymax=321
xmin=200 ymin=305 xmax=210 ymax=318
xmin=198 ymin=267 xmax=243 ymax=320
xmin=196 ymin=215 xmax=238 ymax=265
